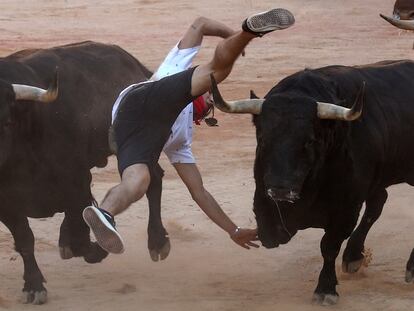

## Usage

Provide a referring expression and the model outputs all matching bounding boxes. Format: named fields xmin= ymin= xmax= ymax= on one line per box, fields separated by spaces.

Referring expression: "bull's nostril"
xmin=266 ymin=187 xmax=300 ymax=202
xmin=287 ymin=190 xmax=300 ymax=201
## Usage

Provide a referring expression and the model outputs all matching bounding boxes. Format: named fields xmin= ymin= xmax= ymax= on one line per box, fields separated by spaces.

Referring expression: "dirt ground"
xmin=1 ymin=0 xmax=414 ymax=310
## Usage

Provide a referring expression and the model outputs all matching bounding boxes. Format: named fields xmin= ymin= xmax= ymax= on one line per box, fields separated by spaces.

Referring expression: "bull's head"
xmin=380 ymin=0 xmax=414 ymax=31
xmin=0 ymin=72 xmax=58 ymax=166
xmin=210 ymin=74 xmax=364 ymax=247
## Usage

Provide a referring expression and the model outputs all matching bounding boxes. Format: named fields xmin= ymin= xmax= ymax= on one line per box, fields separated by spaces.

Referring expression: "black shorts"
xmin=113 ymin=67 xmax=197 ymax=175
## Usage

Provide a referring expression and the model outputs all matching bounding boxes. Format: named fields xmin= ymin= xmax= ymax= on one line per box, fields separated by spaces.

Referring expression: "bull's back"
xmin=321 ymin=60 xmax=414 ymax=186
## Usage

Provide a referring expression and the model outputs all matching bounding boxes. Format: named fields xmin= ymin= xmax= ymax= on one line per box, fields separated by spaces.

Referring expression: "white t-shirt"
xmin=111 ymin=42 xmax=200 ymax=164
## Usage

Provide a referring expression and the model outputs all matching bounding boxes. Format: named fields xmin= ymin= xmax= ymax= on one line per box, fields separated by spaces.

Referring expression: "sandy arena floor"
xmin=1 ymin=0 xmax=414 ymax=310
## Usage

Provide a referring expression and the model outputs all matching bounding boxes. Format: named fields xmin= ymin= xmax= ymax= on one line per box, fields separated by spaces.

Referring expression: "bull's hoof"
xmin=312 ymin=292 xmax=339 ymax=306
xmin=83 ymin=242 xmax=108 ymax=264
xmin=342 ymin=258 xmax=364 ymax=273
xmin=59 ymin=246 xmax=74 ymax=260
xmin=21 ymin=290 xmax=47 ymax=305
xmin=405 ymin=269 xmax=414 ymax=283
xmin=342 ymin=248 xmax=372 ymax=274
xmin=149 ymin=239 xmax=171 ymax=262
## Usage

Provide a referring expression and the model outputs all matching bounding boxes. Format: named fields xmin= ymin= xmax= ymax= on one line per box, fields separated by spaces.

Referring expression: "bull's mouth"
xmin=261 ymin=240 xmax=280 ymax=249
xmin=267 ymin=188 xmax=300 ymax=203
xmin=258 ymin=228 xmax=293 ymax=249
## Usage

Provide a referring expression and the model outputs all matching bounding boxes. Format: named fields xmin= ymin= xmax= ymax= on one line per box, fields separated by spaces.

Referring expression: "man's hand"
xmin=230 ymin=227 xmax=259 ymax=249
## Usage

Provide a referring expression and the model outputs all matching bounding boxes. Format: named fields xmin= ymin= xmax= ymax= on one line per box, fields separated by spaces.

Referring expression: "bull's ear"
xmin=250 ymin=90 xmax=259 ymax=99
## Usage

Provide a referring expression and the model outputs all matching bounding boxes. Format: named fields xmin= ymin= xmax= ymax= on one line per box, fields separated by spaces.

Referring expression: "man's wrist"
xmin=230 ymin=226 xmax=241 ymax=237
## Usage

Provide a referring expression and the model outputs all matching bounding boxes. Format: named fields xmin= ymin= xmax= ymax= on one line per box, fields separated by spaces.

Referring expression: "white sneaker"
xmin=83 ymin=206 xmax=125 ymax=254
xmin=242 ymin=8 xmax=295 ymax=36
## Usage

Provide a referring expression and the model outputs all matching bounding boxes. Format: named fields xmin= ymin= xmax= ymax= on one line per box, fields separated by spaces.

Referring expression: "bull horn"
xmin=210 ymin=73 xmax=264 ymax=114
xmin=12 ymin=69 xmax=58 ymax=103
xmin=317 ymin=81 xmax=365 ymax=121
xmin=380 ymin=14 xmax=414 ymax=31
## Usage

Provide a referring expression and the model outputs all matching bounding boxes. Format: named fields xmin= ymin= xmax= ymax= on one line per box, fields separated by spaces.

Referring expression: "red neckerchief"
xmin=193 ymin=95 xmax=208 ymax=125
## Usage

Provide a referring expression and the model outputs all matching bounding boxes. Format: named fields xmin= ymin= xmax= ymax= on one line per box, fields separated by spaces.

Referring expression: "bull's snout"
xmin=260 ymin=238 xmax=279 ymax=249
xmin=258 ymin=224 xmax=293 ymax=248
xmin=267 ymin=187 xmax=300 ymax=203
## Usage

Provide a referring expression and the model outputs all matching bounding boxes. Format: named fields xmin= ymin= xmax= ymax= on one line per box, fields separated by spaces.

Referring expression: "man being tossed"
xmin=83 ymin=8 xmax=296 ymax=254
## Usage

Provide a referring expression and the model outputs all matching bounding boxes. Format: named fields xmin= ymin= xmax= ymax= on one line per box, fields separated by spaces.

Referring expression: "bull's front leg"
xmin=342 ymin=189 xmax=387 ymax=273
xmin=60 ymin=208 xmax=108 ymax=264
xmin=313 ymin=231 xmax=344 ymax=306
xmin=59 ymin=170 xmax=108 ymax=263
xmin=146 ymin=163 xmax=170 ymax=262
xmin=1 ymin=214 xmax=47 ymax=304
xmin=58 ymin=215 xmax=74 ymax=259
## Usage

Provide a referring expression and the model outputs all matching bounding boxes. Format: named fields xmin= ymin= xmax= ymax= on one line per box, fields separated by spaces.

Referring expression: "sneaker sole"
xmin=246 ymin=8 xmax=295 ymax=33
xmin=83 ymin=206 xmax=125 ymax=254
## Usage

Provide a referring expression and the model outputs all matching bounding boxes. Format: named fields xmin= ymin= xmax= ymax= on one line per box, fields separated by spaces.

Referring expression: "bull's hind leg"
xmin=342 ymin=188 xmax=387 ymax=273
xmin=146 ymin=163 xmax=170 ymax=261
xmin=1 ymin=214 xmax=47 ymax=304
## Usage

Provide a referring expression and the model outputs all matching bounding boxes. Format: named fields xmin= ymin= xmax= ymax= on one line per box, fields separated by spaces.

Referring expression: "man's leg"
xmin=101 ymin=164 xmax=151 ymax=216
xmin=190 ymin=8 xmax=294 ymax=96
xmin=82 ymin=8 xmax=294 ymax=254
xmin=83 ymin=164 xmax=151 ymax=254
xmin=190 ymin=31 xmax=252 ymax=96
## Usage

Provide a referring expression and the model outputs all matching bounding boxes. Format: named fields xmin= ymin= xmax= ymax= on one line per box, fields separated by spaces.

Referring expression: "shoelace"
xmin=98 ymin=207 xmax=116 ymax=228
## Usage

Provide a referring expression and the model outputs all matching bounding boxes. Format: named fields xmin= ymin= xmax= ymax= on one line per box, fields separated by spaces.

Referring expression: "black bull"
xmin=0 ymin=41 xmax=170 ymax=304
xmin=211 ymin=60 xmax=414 ymax=304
